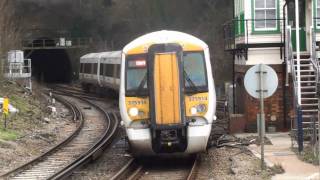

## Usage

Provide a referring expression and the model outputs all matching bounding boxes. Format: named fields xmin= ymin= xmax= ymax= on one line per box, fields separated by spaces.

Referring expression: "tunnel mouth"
xmin=25 ymin=48 xmax=72 ymax=83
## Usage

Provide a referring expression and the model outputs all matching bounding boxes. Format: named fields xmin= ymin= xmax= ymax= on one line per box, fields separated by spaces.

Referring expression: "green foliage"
xmin=0 ymin=81 xmax=43 ymax=136
xmin=0 ymin=128 xmax=19 ymax=141
xmin=292 ymin=146 xmax=320 ymax=165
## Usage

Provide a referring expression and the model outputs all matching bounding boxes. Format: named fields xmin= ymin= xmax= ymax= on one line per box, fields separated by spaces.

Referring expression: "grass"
xmin=0 ymin=128 xmax=19 ymax=141
xmin=270 ymin=164 xmax=285 ymax=174
xmin=0 ymin=80 xmax=44 ymax=138
xmin=292 ymin=146 xmax=319 ymax=165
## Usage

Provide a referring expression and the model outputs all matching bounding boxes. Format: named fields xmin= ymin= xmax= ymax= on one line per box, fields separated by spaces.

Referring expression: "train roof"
xmin=123 ymin=30 xmax=208 ymax=55
xmin=80 ymin=51 xmax=122 ymax=63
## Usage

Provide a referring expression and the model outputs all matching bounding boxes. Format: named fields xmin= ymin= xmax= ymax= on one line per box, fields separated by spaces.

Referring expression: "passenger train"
xmin=79 ymin=51 xmax=121 ymax=93
xmin=80 ymin=30 xmax=216 ymax=156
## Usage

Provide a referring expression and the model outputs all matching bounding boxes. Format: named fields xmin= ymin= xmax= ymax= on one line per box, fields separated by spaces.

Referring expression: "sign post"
xmin=244 ymin=64 xmax=278 ymax=170
xmin=3 ymin=97 xmax=9 ymax=129
xmin=258 ymin=64 xmax=265 ymax=170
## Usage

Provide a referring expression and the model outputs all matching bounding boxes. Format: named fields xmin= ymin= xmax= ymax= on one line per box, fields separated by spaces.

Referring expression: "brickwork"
xmin=234 ymin=64 xmax=293 ymax=132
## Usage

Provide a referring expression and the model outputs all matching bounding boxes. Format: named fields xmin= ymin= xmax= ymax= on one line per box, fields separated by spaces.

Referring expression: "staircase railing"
xmin=287 ymin=25 xmax=304 ymax=151
xmin=310 ymin=26 xmax=320 ymax=85
xmin=286 ymin=26 xmax=299 ymax=118
xmin=309 ymin=25 xmax=320 ymax=154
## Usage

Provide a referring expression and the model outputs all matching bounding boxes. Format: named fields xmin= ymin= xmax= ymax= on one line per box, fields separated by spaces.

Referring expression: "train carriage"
xmin=79 ymin=51 xmax=121 ymax=92
xmin=120 ymin=30 xmax=217 ymax=156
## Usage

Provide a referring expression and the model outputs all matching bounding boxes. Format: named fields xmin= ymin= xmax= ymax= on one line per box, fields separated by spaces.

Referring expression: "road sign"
xmin=3 ymin=97 xmax=9 ymax=116
xmin=244 ymin=64 xmax=278 ymax=99
xmin=244 ymin=64 xmax=278 ymax=170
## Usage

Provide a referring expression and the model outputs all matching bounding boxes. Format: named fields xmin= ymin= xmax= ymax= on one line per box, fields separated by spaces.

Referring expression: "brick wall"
xmin=234 ymin=64 xmax=293 ymax=132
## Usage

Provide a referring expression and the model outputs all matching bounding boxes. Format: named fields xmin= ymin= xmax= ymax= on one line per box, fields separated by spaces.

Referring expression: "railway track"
xmin=0 ymin=91 xmax=119 ymax=180
xmin=50 ymin=84 xmax=116 ymax=101
xmin=111 ymin=155 xmax=199 ymax=180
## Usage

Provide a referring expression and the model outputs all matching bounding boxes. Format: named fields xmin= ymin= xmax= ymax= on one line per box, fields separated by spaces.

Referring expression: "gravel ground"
xmin=196 ymin=146 xmax=276 ymax=180
xmin=69 ymin=98 xmax=133 ymax=179
xmin=0 ymin=84 xmax=76 ymax=175
xmin=69 ymin=127 xmax=132 ymax=179
xmin=63 ymin=89 xmax=277 ymax=180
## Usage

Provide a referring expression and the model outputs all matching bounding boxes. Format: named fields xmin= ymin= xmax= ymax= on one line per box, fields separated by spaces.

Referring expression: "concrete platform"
xmin=236 ymin=133 xmax=319 ymax=180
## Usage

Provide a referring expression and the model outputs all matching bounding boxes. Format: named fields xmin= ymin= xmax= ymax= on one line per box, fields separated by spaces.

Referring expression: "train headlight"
xmin=190 ymin=107 xmax=197 ymax=115
xmin=129 ymin=107 xmax=139 ymax=117
xmin=196 ymin=104 xmax=207 ymax=113
xmin=190 ymin=104 xmax=207 ymax=115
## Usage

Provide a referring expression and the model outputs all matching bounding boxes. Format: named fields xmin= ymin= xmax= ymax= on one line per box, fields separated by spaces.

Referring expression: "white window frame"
xmin=253 ymin=0 xmax=278 ymax=31
xmin=316 ymin=0 xmax=320 ymax=28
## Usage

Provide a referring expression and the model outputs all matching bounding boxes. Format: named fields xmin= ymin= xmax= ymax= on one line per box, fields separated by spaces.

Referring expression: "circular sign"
xmin=244 ymin=64 xmax=278 ymax=99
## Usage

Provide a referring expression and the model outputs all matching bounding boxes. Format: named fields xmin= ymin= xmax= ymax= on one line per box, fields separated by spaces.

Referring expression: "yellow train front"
xmin=119 ymin=30 xmax=216 ymax=156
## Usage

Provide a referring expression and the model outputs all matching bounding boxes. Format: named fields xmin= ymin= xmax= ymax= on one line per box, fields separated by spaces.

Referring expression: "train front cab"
xmin=122 ymin=38 xmax=215 ymax=156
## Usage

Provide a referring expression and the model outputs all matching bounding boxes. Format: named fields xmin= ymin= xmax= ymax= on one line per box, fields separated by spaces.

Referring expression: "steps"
xmin=293 ymin=58 xmax=319 ymax=133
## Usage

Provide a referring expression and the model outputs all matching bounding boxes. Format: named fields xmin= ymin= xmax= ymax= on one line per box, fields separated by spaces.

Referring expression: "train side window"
xmin=82 ymin=64 xmax=85 ymax=73
xmin=93 ymin=63 xmax=98 ymax=74
xmin=84 ymin=64 xmax=90 ymax=74
xmin=100 ymin=64 xmax=104 ymax=75
xmin=116 ymin=65 xmax=121 ymax=78
xmin=103 ymin=64 xmax=108 ymax=76
xmin=105 ymin=64 xmax=114 ymax=77
xmin=80 ymin=64 xmax=83 ymax=73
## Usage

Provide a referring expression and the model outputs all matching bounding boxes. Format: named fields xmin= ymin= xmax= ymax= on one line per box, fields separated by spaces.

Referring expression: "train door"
xmin=154 ymin=52 xmax=181 ymax=125
xmin=148 ymin=43 xmax=187 ymax=153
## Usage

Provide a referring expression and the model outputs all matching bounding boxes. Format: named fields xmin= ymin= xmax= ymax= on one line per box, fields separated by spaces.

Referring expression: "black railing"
xmin=223 ymin=18 xmax=285 ymax=51
xmin=22 ymin=37 xmax=93 ymax=49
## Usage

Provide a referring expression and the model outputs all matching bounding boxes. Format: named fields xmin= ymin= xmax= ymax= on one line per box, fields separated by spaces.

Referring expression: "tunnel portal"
xmin=25 ymin=49 xmax=72 ymax=83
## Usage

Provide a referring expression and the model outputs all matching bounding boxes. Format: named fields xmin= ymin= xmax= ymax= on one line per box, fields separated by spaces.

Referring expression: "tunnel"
xmin=24 ymin=38 xmax=72 ymax=83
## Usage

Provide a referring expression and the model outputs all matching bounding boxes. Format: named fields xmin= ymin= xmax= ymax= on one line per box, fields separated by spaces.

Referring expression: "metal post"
xmin=318 ymin=93 xmax=320 ymax=170
xmin=297 ymin=106 xmax=303 ymax=152
xmin=295 ymin=0 xmax=301 ymax=105
xmin=3 ymin=114 xmax=7 ymax=129
xmin=259 ymin=64 xmax=265 ymax=170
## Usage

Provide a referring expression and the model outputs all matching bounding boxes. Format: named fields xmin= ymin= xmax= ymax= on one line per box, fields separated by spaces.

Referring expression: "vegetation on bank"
xmin=0 ymin=80 xmax=43 ymax=141
xmin=293 ymin=146 xmax=320 ymax=165
xmin=0 ymin=128 xmax=19 ymax=141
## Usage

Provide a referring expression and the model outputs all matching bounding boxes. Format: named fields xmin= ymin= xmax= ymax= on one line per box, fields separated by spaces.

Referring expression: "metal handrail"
xmin=223 ymin=18 xmax=285 ymax=51
xmin=286 ymin=26 xmax=300 ymax=131
xmin=4 ymin=59 xmax=32 ymax=78
xmin=21 ymin=37 xmax=92 ymax=49
xmin=310 ymin=26 xmax=320 ymax=84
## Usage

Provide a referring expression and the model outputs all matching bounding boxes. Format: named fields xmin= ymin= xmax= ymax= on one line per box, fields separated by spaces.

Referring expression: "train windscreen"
xmin=183 ymin=52 xmax=208 ymax=93
xmin=126 ymin=55 xmax=148 ymax=96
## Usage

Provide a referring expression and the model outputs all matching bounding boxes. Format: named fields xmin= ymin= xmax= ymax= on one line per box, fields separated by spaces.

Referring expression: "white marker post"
xmin=244 ymin=64 xmax=278 ymax=170
xmin=295 ymin=0 xmax=301 ymax=105
xmin=259 ymin=64 xmax=265 ymax=170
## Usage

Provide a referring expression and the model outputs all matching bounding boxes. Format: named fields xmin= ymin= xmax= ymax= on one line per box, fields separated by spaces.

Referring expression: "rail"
xmin=4 ymin=59 xmax=32 ymax=79
xmin=286 ymin=24 xmax=305 ymax=151
xmin=110 ymin=155 xmax=198 ymax=180
xmin=48 ymin=91 xmax=119 ymax=179
xmin=22 ymin=37 xmax=92 ymax=49
xmin=310 ymin=25 xmax=320 ymax=90
xmin=1 ymin=90 xmax=119 ymax=179
xmin=286 ymin=26 xmax=300 ymax=131
xmin=223 ymin=18 xmax=285 ymax=51
xmin=0 ymin=93 xmax=84 ymax=178
xmin=310 ymin=24 xmax=320 ymax=153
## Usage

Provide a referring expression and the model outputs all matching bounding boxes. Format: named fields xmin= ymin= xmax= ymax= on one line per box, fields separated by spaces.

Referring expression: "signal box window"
xmin=254 ymin=0 xmax=277 ymax=30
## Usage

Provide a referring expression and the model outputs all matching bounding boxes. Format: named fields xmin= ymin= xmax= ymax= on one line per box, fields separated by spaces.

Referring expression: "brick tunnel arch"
xmin=24 ymin=37 xmax=72 ymax=83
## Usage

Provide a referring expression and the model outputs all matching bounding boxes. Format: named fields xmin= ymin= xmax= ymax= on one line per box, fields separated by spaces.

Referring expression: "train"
xmin=79 ymin=51 xmax=121 ymax=93
xmin=80 ymin=30 xmax=216 ymax=156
